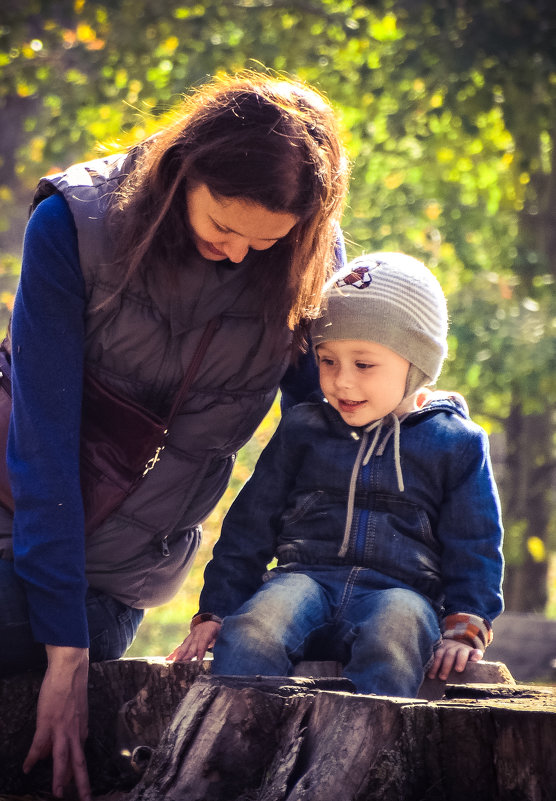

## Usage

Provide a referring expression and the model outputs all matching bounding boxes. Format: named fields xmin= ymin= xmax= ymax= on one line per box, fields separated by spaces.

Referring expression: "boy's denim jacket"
xmin=199 ymin=396 xmax=504 ymax=632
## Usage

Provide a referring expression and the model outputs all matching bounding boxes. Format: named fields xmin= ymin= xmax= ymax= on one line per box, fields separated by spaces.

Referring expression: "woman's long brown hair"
xmin=108 ymin=71 xmax=350 ymax=339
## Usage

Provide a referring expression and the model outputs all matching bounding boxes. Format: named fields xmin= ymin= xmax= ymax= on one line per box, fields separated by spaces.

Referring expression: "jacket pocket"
xmin=416 ymin=507 xmax=437 ymax=550
xmin=281 ymin=490 xmax=325 ymax=527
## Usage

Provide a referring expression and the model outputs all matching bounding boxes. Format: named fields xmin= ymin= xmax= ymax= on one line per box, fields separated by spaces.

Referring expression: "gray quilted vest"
xmin=31 ymin=152 xmax=292 ymax=607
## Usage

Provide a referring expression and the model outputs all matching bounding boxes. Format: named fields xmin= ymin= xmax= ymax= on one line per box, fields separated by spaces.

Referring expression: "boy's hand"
xmin=167 ymin=621 xmax=221 ymax=663
xmin=427 ymin=638 xmax=483 ymax=681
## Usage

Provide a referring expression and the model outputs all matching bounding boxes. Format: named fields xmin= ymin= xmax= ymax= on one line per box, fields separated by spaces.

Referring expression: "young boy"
xmin=171 ymin=253 xmax=504 ymax=697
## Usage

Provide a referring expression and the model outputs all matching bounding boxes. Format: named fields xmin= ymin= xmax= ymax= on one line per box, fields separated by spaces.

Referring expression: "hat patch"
xmin=336 ymin=263 xmax=375 ymax=289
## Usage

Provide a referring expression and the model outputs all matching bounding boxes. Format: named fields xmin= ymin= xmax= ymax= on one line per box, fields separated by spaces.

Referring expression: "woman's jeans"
xmin=0 ymin=557 xmax=144 ymax=677
xmin=213 ymin=567 xmax=442 ymax=697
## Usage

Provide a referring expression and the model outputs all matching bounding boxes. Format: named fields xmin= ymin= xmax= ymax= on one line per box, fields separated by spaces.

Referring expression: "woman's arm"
xmin=9 ymin=192 xmax=92 ymax=799
xmin=9 ymin=192 xmax=88 ymax=647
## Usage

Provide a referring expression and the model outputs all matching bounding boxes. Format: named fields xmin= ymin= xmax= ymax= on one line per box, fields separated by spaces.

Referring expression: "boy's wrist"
xmin=190 ymin=612 xmax=223 ymax=630
xmin=442 ymin=612 xmax=492 ymax=650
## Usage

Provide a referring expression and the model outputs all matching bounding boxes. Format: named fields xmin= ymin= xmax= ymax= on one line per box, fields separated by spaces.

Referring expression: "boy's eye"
xmin=319 ymin=357 xmax=334 ymax=366
xmin=356 ymin=362 xmax=374 ymax=369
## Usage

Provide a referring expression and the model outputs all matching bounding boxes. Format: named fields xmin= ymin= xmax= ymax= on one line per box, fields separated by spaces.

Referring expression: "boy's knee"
xmin=219 ymin=611 xmax=281 ymax=650
xmin=355 ymin=589 xmax=439 ymax=648
xmin=381 ymin=588 xmax=436 ymax=625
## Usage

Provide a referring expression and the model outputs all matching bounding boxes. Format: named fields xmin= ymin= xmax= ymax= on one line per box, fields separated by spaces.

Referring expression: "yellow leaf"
xmin=29 ymin=136 xmax=45 ymax=162
xmin=86 ymin=38 xmax=105 ymax=51
xmin=436 ymin=147 xmax=454 ymax=163
xmin=16 ymin=82 xmax=32 ymax=97
xmin=76 ymin=23 xmax=96 ymax=43
xmin=384 ymin=171 xmax=404 ymax=189
xmin=164 ymin=36 xmax=179 ymax=52
xmin=63 ymin=29 xmax=77 ymax=46
xmin=527 ymin=536 xmax=546 ymax=563
xmin=0 ymin=292 xmax=15 ymax=312
xmin=425 ymin=201 xmax=442 ymax=220
xmin=370 ymin=12 xmax=399 ymax=41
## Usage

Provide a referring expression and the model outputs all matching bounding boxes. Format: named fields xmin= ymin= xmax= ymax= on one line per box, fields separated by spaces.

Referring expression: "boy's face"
xmin=317 ymin=339 xmax=410 ymax=427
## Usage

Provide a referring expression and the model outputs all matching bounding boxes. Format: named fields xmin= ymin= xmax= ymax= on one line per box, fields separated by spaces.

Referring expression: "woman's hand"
xmin=167 ymin=621 xmax=221 ymax=663
xmin=23 ymin=645 xmax=91 ymax=800
xmin=427 ymin=638 xmax=483 ymax=682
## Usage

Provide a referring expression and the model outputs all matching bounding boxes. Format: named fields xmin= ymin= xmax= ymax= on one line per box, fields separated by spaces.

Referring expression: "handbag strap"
xmin=0 ymin=321 xmax=219 ymax=426
xmin=166 ymin=316 xmax=221 ymax=423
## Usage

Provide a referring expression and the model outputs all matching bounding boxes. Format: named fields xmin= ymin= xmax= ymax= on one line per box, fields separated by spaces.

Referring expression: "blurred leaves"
xmin=1 ymin=0 xmax=555 ymax=607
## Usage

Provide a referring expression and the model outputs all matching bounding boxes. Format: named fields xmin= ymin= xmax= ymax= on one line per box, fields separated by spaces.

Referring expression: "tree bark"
xmin=128 ymin=674 xmax=556 ymax=801
xmin=502 ymin=384 xmax=554 ymax=612
xmin=0 ymin=657 xmax=549 ymax=800
xmin=0 ymin=658 xmax=210 ymax=796
xmin=501 ymin=127 xmax=556 ymax=613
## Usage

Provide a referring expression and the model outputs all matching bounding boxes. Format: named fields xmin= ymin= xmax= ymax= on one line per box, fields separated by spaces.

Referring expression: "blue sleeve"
xmin=437 ymin=427 xmax=504 ymax=624
xmin=8 ymin=192 xmax=89 ymax=648
xmin=279 ymin=225 xmax=346 ymax=411
xmin=279 ymin=342 xmax=321 ymax=412
xmin=198 ymin=415 xmax=299 ymax=619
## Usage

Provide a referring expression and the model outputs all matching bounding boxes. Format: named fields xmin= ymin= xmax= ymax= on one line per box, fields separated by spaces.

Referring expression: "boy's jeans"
xmin=213 ymin=567 xmax=442 ymax=697
xmin=0 ymin=557 xmax=144 ymax=677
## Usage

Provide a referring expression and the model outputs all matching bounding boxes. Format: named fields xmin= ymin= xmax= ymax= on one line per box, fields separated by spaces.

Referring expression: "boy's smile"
xmin=317 ymin=339 xmax=410 ymax=427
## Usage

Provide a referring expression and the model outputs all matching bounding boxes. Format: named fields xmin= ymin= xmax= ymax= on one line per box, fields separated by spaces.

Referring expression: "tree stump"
xmin=0 ymin=658 xmax=211 ymax=795
xmin=292 ymin=658 xmax=516 ymax=701
xmin=128 ymin=674 xmax=556 ymax=801
xmin=0 ymin=657 xmax=551 ymax=800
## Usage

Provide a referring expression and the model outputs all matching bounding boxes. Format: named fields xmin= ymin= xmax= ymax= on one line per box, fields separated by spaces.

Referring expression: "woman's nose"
xmin=221 ymin=236 xmax=250 ymax=263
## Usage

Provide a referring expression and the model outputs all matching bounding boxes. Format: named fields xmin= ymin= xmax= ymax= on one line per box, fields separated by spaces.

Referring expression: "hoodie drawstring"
xmin=365 ymin=413 xmax=405 ymax=493
xmin=338 ymin=413 xmax=405 ymax=559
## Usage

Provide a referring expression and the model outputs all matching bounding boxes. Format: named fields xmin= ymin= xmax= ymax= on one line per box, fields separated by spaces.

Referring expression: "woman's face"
xmin=186 ymin=183 xmax=299 ymax=263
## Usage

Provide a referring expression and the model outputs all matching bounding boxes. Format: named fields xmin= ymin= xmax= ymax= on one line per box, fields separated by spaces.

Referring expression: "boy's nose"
xmin=334 ymin=366 xmax=353 ymax=389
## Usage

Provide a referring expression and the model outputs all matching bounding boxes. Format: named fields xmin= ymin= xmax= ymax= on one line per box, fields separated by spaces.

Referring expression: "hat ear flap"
xmin=405 ymin=365 xmax=430 ymax=397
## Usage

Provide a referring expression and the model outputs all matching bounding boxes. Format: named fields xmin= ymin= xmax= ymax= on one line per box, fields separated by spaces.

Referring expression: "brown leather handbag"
xmin=0 ymin=317 xmax=219 ymax=535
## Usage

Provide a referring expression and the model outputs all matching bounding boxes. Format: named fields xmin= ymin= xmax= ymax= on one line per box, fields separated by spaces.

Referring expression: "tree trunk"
xmin=502 ymin=396 xmax=553 ymax=612
xmin=501 ymin=128 xmax=556 ymax=613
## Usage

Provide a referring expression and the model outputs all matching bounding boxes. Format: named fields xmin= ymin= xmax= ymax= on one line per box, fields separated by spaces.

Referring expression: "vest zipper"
xmin=160 ymin=536 xmax=170 ymax=557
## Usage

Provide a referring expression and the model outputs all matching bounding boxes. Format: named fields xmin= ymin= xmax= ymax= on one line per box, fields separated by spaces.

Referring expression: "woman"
xmin=0 ymin=71 xmax=349 ymax=799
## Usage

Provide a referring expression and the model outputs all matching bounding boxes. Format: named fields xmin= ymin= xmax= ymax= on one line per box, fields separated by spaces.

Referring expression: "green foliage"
xmin=1 ymin=0 xmax=555 ymax=622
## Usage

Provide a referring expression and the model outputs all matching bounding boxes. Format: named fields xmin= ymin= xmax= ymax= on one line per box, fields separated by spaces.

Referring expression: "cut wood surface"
xmin=0 ymin=658 xmax=554 ymax=800
xmin=292 ymin=657 xmax=516 ymax=701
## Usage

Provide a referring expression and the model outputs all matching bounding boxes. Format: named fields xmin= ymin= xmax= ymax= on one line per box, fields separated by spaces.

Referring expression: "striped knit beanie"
xmin=312 ymin=252 xmax=448 ymax=389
